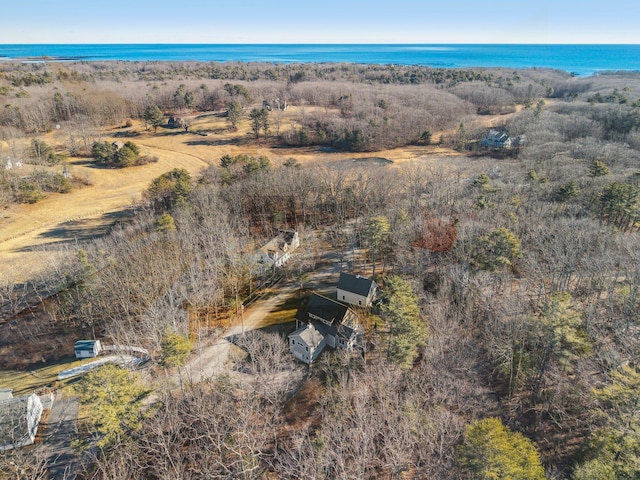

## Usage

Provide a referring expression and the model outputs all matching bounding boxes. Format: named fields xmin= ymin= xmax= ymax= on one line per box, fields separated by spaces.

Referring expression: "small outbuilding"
xmin=0 ymin=393 xmax=43 ymax=451
xmin=168 ymin=116 xmax=185 ymax=129
xmin=336 ymin=273 xmax=377 ymax=307
xmin=74 ymin=340 xmax=102 ymax=359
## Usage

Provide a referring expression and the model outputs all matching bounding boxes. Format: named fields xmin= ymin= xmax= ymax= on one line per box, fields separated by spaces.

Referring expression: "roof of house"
xmin=290 ymin=319 xmax=358 ymax=349
xmin=485 ymin=129 xmax=511 ymax=142
xmin=260 ymin=237 xmax=288 ymax=255
xmin=336 ymin=273 xmax=376 ymax=297
xmin=280 ymin=229 xmax=298 ymax=243
xmin=306 ymin=293 xmax=352 ymax=324
xmin=74 ymin=340 xmax=99 ymax=350
xmin=290 ymin=322 xmax=325 ymax=349
xmin=327 ymin=321 xmax=358 ymax=342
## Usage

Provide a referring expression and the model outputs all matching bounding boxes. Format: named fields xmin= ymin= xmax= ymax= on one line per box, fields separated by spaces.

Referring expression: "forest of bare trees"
xmin=1 ymin=61 xmax=640 ymax=479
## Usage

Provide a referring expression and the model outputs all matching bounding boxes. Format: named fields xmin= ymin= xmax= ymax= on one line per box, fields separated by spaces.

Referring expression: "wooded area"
xmin=1 ymin=61 xmax=640 ymax=479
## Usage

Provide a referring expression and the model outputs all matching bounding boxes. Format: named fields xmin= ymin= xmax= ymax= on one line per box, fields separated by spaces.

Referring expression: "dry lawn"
xmin=1 ymin=103 xmax=520 ymax=284
xmin=0 ymin=357 xmax=92 ymax=396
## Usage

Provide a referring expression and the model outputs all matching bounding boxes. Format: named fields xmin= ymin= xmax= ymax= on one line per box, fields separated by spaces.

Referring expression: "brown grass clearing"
xmin=0 ymin=357 xmax=92 ymax=396
xmin=1 ymin=103 xmax=522 ymax=283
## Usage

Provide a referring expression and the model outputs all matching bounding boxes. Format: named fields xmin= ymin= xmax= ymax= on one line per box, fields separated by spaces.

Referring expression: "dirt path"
xmin=40 ymin=394 xmax=80 ymax=480
xmin=178 ymin=281 xmax=299 ymax=385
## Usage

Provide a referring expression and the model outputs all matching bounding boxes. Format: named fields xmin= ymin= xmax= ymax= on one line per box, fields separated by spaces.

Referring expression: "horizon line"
xmin=2 ymin=42 xmax=640 ymax=46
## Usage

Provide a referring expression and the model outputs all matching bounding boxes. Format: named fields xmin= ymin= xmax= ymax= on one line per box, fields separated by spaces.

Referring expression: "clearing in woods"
xmin=0 ymin=101 xmax=524 ymax=283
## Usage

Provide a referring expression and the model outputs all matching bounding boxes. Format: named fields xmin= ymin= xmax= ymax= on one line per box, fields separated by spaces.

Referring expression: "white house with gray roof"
xmin=336 ymin=273 xmax=377 ymax=308
xmin=481 ymin=129 xmax=512 ymax=148
xmin=259 ymin=229 xmax=300 ymax=267
xmin=289 ymin=322 xmax=327 ymax=364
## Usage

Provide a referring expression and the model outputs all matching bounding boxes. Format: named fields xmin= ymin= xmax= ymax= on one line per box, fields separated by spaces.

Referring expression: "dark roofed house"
xmin=168 ymin=116 xmax=185 ymax=129
xmin=306 ymin=292 xmax=355 ymax=325
xmin=0 ymin=394 xmax=43 ymax=451
xmin=74 ymin=340 xmax=102 ymax=359
xmin=336 ymin=273 xmax=377 ymax=307
xmin=289 ymin=293 xmax=360 ymax=364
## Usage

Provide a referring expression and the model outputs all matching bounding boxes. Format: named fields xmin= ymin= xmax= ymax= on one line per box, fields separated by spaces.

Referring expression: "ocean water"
xmin=0 ymin=44 xmax=639 ymax=76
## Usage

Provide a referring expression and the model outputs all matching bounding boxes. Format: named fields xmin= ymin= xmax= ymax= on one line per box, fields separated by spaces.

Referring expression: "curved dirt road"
xmin=178 ymin=281 xmax=299 ymax=385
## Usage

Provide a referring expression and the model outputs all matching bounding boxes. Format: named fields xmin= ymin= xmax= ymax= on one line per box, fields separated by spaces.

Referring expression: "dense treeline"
xmin=0 ymin=61 xmax=568 ymax=136
xmin=1 ymin=61 xmax=639 ymax=157
xmin=2 ymin=64 xmax=640 ymax=478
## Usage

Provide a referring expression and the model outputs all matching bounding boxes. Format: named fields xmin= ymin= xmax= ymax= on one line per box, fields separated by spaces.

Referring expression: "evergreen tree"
xmin=144 ymin=104 xmax=165 ymax=132
xmin=364 ymin=215 xmax=390 ymax=278
xmin=75 ymin=363 xmax=147 ymax=447
xmin=588 ymin=160 xmax=610 ymax=177
xmin=458 ymin=417 xmax=546 ymax=480
xmin=573 ymin=367 xmax=640 ymax=479
xmin=382 ymin=275 xmax=427 ymax=368
xmin=599 ymin=182 xmax=639 ymax=230
xmin=160 ymin=331 xmax=193 ymax=367
xmin=145 ymin=168 xmax=193 ymax=209
xmin=226 ymin=100 xmax=243 ymax=129
xmin=554 ymin=180 xmax=580 ymax=202
xmin=471 ymin=228 xmax=522 ymax=271
xmin=249 ymin=107 xmax=269 ymax=138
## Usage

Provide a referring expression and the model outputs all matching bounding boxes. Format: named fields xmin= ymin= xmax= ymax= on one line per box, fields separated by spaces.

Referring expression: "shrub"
xmin=588 ymin=159 xmax=610 ymax=177
xmin=14 ymin=180 xmax=44 ymax=203
xmin=457 ymin=417 xmax=545 ymax=480
xmin=92 ymin=140 xmax=141 ymax=168
xmin=554 ymin=180 xmax=581 ymax=202
xmin=160 ymin=331 xmax=193 ymax=367
xmin=31 ymin=138 xmax=63 ymax=165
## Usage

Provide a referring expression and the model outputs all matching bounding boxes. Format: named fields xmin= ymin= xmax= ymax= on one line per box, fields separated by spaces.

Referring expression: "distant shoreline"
xmin=1 ymin=44 xmax=640 ymax=76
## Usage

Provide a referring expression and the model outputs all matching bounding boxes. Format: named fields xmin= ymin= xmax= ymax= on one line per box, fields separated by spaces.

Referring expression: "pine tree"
xmin=76 ymin=363 xmax=147 ymax=447
xmin=382 ymin=276 xmax=427 ymax=368
xmin=458 ymin=417 xmax=546 ymax=480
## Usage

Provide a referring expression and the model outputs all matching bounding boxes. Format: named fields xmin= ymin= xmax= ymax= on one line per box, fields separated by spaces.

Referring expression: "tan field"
xmin=1 ymin=103 xmax=505 ymax=284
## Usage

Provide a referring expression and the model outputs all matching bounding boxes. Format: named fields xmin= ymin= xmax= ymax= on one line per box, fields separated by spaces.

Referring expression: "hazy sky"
xmin=1 ymin=0 xmax=638 ymax=44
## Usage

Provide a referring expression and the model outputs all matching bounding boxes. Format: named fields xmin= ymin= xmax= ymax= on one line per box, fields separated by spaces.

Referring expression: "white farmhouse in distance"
xmin=259 ymin=229 xmax=300 ymax=267
xmin=336 ymin=273 xmax=377 ymax=308
xmin=481 ymin=129 xmax=512 ymax=148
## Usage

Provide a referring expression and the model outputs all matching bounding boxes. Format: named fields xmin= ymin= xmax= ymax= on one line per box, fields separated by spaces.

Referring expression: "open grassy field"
xmin=0 ymin=101 xmax=523 ymax=284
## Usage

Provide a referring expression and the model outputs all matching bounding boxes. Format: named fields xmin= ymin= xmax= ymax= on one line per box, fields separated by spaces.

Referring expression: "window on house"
xmin=306 ymin=346 xmax=309 ymax=352
xmin=342 ymin=295 xmax=345 ymax=300
xmin=359 ymin=300 xmax=362 ymax=305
